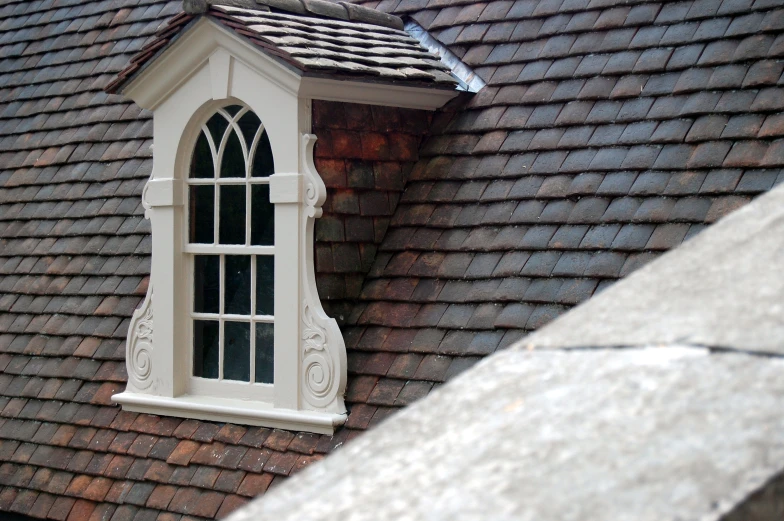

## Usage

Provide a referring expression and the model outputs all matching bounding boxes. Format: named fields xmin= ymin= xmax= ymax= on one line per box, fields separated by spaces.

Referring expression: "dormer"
xmin=106 ymin=0 xmax=458 ymax=434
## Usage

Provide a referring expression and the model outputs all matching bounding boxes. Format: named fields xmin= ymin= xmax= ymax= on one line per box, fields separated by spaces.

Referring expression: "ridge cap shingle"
xmin=183 ymin=0 xmax=404 ymax=30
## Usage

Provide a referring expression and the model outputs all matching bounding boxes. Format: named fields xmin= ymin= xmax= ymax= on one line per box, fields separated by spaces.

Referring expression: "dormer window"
xmin=106 ymin=1 xmax=458 ymax=434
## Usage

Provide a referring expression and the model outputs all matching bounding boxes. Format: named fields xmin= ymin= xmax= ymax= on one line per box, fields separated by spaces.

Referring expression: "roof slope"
xmin=0 ymin=2 xmax=344 ymax=520
xmin=107 ymin=2 xmax=456 ymax=94
xmin=227 ymin=182 xmax=784 ymax=521
xmin=232 ymin=348 xmax=784 ymax=521
xmin=523 ymin=178 xmax=784 ymax=355
xmin=336 ymin=0 xmax=784 ymax=428
xmin=2 ymin=0 xmax=784 ymax=520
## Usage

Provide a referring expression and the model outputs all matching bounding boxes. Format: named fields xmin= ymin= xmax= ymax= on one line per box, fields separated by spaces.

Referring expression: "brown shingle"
xmin=237 ymin=473 xmax=274 ymax=497
xmin=166 ymin=440 xmax=200 ymax=466
xmin=3 ymin=1 xmax=783 ymax=520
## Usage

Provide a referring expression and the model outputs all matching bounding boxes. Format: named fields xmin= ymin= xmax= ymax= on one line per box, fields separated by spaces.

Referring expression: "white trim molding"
xmin=112 ymin=393 xmax=345 ymax=434
xmin=299 ymin=134 xmax=347 ymax=410
xmin=298 ymin=76 xmax=457 ymax=110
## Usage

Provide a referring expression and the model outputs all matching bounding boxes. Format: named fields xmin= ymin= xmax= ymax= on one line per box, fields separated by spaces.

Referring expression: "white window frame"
xmin=110 ymin=17 xmax=456 ymax=434
xmin=185 ymin=103 xmax=277 ymax=401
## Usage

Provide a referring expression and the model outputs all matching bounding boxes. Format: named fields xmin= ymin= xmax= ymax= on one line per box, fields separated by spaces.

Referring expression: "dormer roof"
xmin=106 ymin=1 xmax=457 ymax=95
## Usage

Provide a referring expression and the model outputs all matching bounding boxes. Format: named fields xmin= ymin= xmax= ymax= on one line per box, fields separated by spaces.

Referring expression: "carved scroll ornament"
xmin=299 ymin=134 xmax=347 ymax=412
xmin=127 ymin=287 xmax=154 ymax=390
xmin=302 ymin=301 xmax=339 ymax=408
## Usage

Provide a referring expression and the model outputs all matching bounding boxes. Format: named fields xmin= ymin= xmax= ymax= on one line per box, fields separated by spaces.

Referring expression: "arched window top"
xmin=191 ymin=104 xmax=275 ymax=180
xmin=188 ymin=104 xmax=275 ymax=247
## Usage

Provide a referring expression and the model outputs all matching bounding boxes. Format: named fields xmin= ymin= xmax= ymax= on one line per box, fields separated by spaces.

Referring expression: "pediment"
xmin=122 ymin=18 xmax=302 ymax=111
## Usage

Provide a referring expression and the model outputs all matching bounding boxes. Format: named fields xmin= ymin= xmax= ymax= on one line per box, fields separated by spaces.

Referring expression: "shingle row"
xmin=336 ymin=0 xmax=784 ymax=430
xmin=211 ymin=5 xmax=455 ymax=84
xmin=432 ymin=5 xmax=784 ymax=46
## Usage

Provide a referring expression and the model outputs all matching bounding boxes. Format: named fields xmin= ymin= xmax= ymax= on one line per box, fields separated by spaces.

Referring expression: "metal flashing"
xmin=404 ymin=19 xmax=485 ymax=93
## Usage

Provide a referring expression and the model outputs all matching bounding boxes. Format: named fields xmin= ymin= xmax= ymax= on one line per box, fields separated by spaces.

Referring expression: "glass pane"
xmin=189 ymin=185 xmax=214 ymax=244
xmin=219 ymin=185 xmax=246 ymax=245
xmin=225 ymin=255 xmax=250 ymax=315
xmin=206 ymin=112 xmax=228 ymax=149
xmin=238 ymin=111 xmax=261 ymax=152
xmin=224 ymin=321 xmax=251 ymax=382
xmin=252 ymin=130 xmax=274 ymax=177
xmin=191 ymin=131 xmax=214 ymax=179
xmin=193 ymin=320 xmax=219 ymax=379
xmin=256 ymin=255 xmax=274 ymax=316
xmin=251 ymin=184 xmax=274 ymax=246
xmin=193 ymin=255 xmax=219 ymax=314
xmin=224 ymin=105 xmax=242 ymax=117
xmin=220 ymin=129 xmax=246 ymax=178
xmin=255 ymin=322 xmax=274 ymax=384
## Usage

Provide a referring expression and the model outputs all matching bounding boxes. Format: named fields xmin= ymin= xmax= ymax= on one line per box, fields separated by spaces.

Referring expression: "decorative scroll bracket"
xmin=299 ymin=134 xmax=347 ymax=413
xmin=141 ymin=168 xmax=155 ymax=219
xmin=127 ymin=287 xmax=154 ymax=391
xmin=302 ymin=133 xmax=327 ymax=219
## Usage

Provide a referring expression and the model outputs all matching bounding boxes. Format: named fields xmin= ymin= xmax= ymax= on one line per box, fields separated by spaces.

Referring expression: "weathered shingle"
xmin=107 ymin=2 xmax=456 ymax=94
xmin=3 ymin=0 xmax=784 ymax=520
xmin=335 ymin=0 xmax=784 ymax=440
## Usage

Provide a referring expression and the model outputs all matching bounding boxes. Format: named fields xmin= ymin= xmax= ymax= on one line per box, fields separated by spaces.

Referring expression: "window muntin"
xmin=186 ymin=105 xmax=275 ymax=388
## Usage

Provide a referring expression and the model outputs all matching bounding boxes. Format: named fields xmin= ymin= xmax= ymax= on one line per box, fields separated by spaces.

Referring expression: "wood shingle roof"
xmin=1 ymin=0 xmax=783 ymax=519
xmin=339 ymin=0 xmax=784 ymax=402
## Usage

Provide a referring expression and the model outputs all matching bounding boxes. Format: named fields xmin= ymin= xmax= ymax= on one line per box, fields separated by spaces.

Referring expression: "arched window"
xmin=186 ymin=105 xmax=276 ymax=396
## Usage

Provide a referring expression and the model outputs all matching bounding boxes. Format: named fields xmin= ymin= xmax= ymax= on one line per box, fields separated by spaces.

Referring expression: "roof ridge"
xmin=183 ymin=0 xmax=404 ymax=30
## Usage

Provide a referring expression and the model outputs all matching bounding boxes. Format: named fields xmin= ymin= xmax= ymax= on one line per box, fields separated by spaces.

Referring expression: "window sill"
xmin=113 ymin=391 xmax=346 ymax=434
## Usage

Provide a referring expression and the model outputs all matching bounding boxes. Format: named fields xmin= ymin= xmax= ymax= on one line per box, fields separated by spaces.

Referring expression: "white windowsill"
xmin=113 ymin=391 xmax=346 ymax=434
